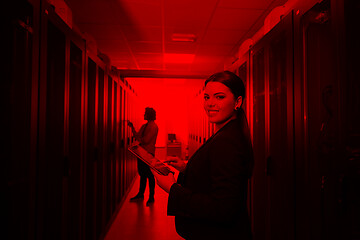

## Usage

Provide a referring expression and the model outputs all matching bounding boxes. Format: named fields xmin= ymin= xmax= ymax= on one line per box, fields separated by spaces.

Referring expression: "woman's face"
xmin=203 ymin=81 xmax=239 ymax=127
xmin=144 ymin=111 xmax=149 ymax=120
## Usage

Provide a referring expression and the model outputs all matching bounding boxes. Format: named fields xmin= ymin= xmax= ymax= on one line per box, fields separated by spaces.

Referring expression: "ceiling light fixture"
xmin=171 ymin=33 xmax=196 ymax=42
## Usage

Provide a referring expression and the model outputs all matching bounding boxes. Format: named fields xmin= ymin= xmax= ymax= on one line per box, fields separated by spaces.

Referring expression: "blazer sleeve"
xmin=167 ymin=134 xmax=251 ymax=223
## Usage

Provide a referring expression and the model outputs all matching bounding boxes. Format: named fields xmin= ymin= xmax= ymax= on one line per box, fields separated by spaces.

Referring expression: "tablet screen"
xmin=128 ymin=144 xmax=174 ymax=176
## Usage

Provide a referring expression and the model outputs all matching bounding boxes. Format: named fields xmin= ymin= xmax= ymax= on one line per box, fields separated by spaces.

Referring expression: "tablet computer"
xmin=128 ymin=144 xmax=174 ymax=176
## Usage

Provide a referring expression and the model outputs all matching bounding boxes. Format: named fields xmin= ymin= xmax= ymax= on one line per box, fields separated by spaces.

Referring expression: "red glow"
xmin=126 ymin=78 xmax=204 ymax=156
xmin=163 ymin=53 xmax=195 ymax=64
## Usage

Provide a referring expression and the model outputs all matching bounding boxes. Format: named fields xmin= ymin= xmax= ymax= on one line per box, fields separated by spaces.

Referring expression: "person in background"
xmin=152 ymin=71 xmax=254 ymax=239
xmin=128 ymin=107 xmax=158 ymax=206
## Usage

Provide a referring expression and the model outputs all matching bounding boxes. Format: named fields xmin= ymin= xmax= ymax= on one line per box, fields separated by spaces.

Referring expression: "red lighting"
xmin=127 ymin=77 xmax=204 ymax=148
xmin=164 ymin=53 xmax=195 ymax=64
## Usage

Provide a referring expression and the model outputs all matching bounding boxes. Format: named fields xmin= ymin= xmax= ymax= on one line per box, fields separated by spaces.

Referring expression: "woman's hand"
xmin=151 ymin=170 xmax=176 ymax=193
xmin=164 ymin=156 xmax=187 ymax=172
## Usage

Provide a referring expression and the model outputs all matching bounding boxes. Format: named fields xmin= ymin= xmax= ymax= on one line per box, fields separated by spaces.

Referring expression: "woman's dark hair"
xmin=205 ymin=71 xmax=253 ymax=177
xmin=145 ymin=107 xmax=156 ymax=121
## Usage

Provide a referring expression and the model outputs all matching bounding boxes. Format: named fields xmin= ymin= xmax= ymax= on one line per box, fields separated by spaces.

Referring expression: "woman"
xmin=153 ymin=71 xmax=254 ymax=239
xmin=128 ymin=107 xmax=158 ymax=206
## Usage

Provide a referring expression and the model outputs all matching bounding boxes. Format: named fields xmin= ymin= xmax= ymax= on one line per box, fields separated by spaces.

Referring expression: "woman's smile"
xmin=207 ymin=109 xmax=219 ymax=116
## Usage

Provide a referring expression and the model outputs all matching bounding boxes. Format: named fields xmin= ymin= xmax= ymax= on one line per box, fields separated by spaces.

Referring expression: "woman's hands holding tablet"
xmin=151 ymin=169 xmax=176 ymax=193
xmin=164 ymin=156 xmax=187 ymax=173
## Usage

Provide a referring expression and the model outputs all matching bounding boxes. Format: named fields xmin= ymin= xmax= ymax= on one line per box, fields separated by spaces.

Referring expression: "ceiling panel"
xmin=165 ymin=63 xmax=192 ymax=72
xmin=121 ymin=26 xmax=162 ymax=42
xmin=118 ymin=1 xmax=162 ymax=26
xmin=209 ymin=8 xmax=264 ymax=30
xmin=120 ymin=0 xmax=162 ymax=5
xmin=202 ymin=29 xmax=247 ymax=45
xmin=76 ymin=24 xmax=124 ymax=40
xmin=130 ymin=42 xmax=162 ymax=53
xmin=164 ymin=2 xmax=216 ymax=28
xmin=135 ymin=53 xmax=163 ymax=62
xmin=138 ymin=62 xmax=163 ymax=70
xmin=218 ymin=0 xmax=282 ymax=9
xmin=193 ymin=54 xmax=226 ymax=63
xmin=165 ymin=42 xmax=197 ymax=54
xmin=196 ymin=44 xmax=235 ymax=56
xmin=191 ymin=57 xmax=224 ymax=73
xmin=68 ymin=1 xmax=115 ymax=24
xmin=65 ymin=0 xmax=288 ymax=77
xmin=95 ymin=39 xmax=129 ymax=52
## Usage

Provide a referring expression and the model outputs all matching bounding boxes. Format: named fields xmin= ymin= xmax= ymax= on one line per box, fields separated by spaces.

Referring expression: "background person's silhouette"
xmin=128 ymin=107 xmax=158 ymax=206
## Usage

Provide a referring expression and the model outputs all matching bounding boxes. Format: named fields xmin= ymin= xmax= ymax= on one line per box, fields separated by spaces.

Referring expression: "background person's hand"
xmin=127 ymin=121 xmax=133 ymax=128
xmin=164 ymin=156 xmax=187 ymax=172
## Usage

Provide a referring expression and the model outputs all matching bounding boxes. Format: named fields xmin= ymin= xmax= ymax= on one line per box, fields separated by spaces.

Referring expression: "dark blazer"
xmin=167 ymin=117 xmax=253 ymax=240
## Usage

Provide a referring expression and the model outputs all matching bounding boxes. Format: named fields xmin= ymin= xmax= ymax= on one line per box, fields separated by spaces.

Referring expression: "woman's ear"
xmin=235 ymin=96 xmax=243 ymax=109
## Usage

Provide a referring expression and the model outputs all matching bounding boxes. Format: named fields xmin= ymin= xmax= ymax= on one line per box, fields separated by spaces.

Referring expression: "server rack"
xmin=250 ymin=11 xmax=295 ymax=240
xmin=223 ymin=0 xmax=359 ymax=239
xmin=5 ymin=0 xmax=359 ymax=239
xmin=3 ymin=1 xmax=40 ymax=239
xmin=4 ymin=1 xmax=139 ymax=239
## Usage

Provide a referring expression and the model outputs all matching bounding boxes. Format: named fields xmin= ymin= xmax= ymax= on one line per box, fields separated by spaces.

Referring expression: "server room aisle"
xmin=105 ymin=176 xmax=184 ymax=240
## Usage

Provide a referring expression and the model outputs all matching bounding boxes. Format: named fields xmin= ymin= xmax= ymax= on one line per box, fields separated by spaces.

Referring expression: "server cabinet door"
xmin=119 ymin=85 xmax=125 ymax=199
xmin=66 ymin=40 xmax=84 ymax=240
xmin=301 ymin=1 xmax=348 ymax=239
xmin=4 ymin=1 xmax=38 ymax=239
xmin=342 ymin=0 xmax=360 ymax=238
xmin=106 ymin=76 xmax=114 ymax=222
xmin=267 ymin=12 xmax=294 ymax=240
xmin=237 ymin=60 xmax=254 ymax=221
xmin=96 ymin=67 xmax=105 ymax=239
xmin=38 ymin=19 xmax=66 ymax=240
xmin=85 ymin=57 xmax=97 ymax=240
xmin=251 ymin=47 xmax=268 ymax=240
xmin=251 ymin=12 xmax=294 ymax=240
xmin=113 ymin=81 xmax=119 ymax=210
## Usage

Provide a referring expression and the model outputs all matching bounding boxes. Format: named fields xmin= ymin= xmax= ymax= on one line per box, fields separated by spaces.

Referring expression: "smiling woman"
xmin=204 ymin=81 xmax=242 ymax=131
xmin=204 ymin=71 xmax=247 ymax=131
xmin=152 ymin=71 xmax=254 ymax=240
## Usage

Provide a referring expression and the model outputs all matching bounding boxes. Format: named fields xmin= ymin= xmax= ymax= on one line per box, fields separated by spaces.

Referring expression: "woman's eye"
xmin=216 ymin=95 xmax=225 ymax=100
xmin=204 ymin=96 xmax=209 ymax=100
